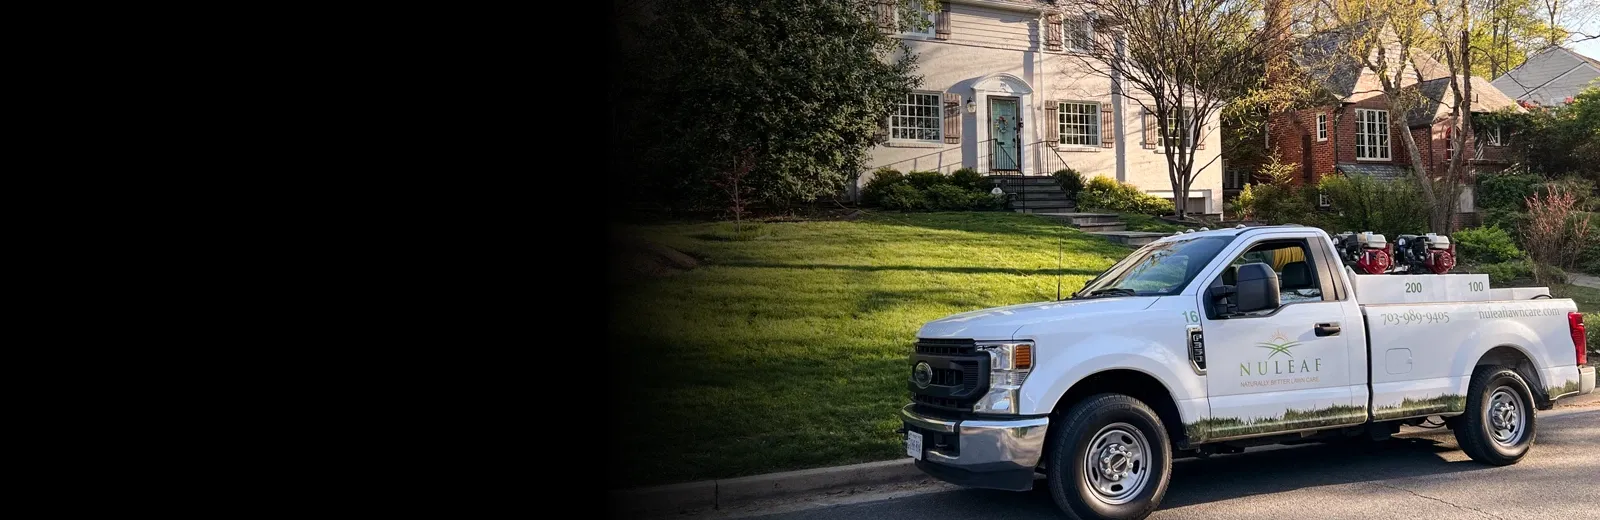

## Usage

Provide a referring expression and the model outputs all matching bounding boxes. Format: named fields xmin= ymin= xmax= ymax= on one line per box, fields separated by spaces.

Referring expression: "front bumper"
xmin=900 ymin=404 xmax=1049 ymax=491
xmin=1581 ymin=366 xmax=1595 ymax=395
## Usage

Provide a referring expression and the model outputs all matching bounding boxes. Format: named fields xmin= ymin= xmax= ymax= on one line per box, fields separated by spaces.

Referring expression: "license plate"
xmin=906 ymin=430 xmax=923 ymax=460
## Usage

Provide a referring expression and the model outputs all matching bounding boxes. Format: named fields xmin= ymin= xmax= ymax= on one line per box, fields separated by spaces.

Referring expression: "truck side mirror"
xmin=1208 ymin=262 xmax=1280 ymax=318
xmin=1234 ymin=262 xmax=1280 ymax=313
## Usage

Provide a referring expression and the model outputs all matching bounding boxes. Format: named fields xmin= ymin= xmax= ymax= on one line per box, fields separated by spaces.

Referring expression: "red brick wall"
xmin=1267 ymin=107 xmax=1337 ymax=185
xmin=1414 ymin=121 xmax=1513 ymax=177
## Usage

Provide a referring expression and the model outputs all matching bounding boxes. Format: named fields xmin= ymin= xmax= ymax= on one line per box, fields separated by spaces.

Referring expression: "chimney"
xmin=1265 ymin=0 xmax=1291 ymax=85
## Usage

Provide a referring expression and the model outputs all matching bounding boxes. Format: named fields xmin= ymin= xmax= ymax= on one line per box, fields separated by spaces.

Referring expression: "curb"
xmin=610 ymin=459 xmax=924 ymax=517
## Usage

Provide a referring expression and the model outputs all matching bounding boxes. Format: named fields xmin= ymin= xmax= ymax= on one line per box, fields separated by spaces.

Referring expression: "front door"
xmin=989 ymin=97 xmax=1021 ymax=171
xmin=1195 ymin=236 xmax=1364 ymax=442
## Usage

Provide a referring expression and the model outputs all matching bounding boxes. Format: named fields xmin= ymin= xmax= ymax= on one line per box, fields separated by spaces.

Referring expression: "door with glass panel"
xmin=990 ymin=97 xmax=1020 ymax=171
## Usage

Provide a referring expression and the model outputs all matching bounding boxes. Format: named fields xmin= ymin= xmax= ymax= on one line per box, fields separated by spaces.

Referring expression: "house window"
xmin=1158 ymin=108 xmax=1195 ymax=147
xmin=1318 ymin=192 xmax=1330 ymax=207
xmin=1485 ymin=125 xmax=1505 ymax=146
xmin=1065 ymin=16 xmax=1092 ymax=51
xmin=891 ymin=91 xmax=942 ymax=142
xmin=1316 ymin=113 xmax=1328 ymax=142
xmin=1224 ymin=168 xmax=1247 ymax=190
xmin=1059 ymin=101 xmax=1100 ymax=146
xmin=1355 ymin=109 xmax=1390 ymax=160
xmin=899 ymin=3 xmax=936 ymax=37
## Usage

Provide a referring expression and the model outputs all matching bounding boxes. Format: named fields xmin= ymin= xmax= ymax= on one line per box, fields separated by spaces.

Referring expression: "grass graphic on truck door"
xmin=1372 ymin=394 xmax=1467 ymax=421
xmin=1184 ymin=404 xmax=1369 ymax=444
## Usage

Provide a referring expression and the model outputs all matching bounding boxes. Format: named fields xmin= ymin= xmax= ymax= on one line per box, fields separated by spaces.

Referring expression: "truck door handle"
xmin=1315 ymin=322 xmax=1341 ymax=337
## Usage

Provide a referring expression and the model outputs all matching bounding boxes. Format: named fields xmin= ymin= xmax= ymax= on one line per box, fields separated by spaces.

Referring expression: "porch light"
xmin=966 ymin=97 xmax=977 ymax=113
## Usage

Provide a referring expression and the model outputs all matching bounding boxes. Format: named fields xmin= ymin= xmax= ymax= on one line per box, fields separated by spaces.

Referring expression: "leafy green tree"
xmin=1507 ymin=86 xmax=1600 ymax=182
xmin=614 ymin=0 xmax=921 ymax=215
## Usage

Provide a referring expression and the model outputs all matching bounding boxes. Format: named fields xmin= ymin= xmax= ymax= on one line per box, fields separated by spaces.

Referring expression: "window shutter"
xmin=1044 ymin=13 xmax=1063 ymax=51
xmin=935 ymin=2 xmax=951 ymax=40
xmin=1196 ymin=115 xmax=1206 ymax=150
xmin=1100 ymin=103 xmax=1114 ymax=148
xmin=943 ymin=92 xmax=961 ymax=144
xmin=1093 ymin=20 xmax=1112 ymax=53
xmin=1142 ymin=110 xmax=1156 ymax=149
xmin=1044 ymin=101 xmax=1059 ymax=148
xmin=875 ymin=1 xmax=895 ymax=32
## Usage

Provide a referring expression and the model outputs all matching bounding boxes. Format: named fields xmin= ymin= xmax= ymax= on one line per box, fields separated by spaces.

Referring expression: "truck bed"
xmin=1361 ymin=298 xmax=1583 ymax=420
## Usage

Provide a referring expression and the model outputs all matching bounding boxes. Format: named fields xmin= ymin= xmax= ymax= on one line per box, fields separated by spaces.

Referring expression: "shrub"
xmin=1078 ymin=176 xmax=1175 ymax=215
xmin=1451 ymin=226 xmax=1523 ymax=265
xmin=1534 ymin=263 xmax=1568 ymax=285
xmin=1476 ymin=170 xmax=1541 ymax=212
xmin=1230 ymin=156 xmax=1318 ymax=224
xmin=1316 ymin=174 xmax=1429 ymax=240
xmin=1523 ymin=184 xmax=1594 ymax=269
xmin=967 ymin=190 xmax=1004 ymax=211
xmin=860 ymin=168 xmax=906 ymax=206
xmin=1584 ymin=239 xmax=1600 ymax=275
xmin=949 ymin=168 xmax=989 ymax=192
xmin=906 ymin=170 xmax=947 ymax=190
xmin=1586 ymin=314 xmax=1599 ymax=362
xmin=1052 ymin=168 xmax=1085 ymax=198
xmin=1233 ymin=182 xmax=1315 ymax=225
xmin=880 ymin=183 xmax=926 ymax=211
xmin=1480 ymin=259 xmax=1534 ymax=285
xmin=925 ymin=184 xmax=976 ymax=210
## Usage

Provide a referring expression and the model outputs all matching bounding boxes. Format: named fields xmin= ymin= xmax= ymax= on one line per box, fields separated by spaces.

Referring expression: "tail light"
xmin=1571 ymin=312 xmax=1588 ymax=366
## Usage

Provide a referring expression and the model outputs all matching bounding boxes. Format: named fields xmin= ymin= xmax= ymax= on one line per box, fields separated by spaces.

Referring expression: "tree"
xmin=1310 ymin=0 xmax=1480 ymax=232
xmin=613 ymin=0 xmax=921 ymax=215
xmin=1470 ymin=0 xmax=1558 ymax=78
xmin=1067 ymin=0 xmax=1293 ymax=219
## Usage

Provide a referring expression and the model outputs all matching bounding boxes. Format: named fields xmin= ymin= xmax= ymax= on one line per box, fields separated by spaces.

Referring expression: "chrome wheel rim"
xmin=1486 ymin=387 xmax=1525 ymax=447
xmin=1083 ymin=423 xmax=1151 ymax=505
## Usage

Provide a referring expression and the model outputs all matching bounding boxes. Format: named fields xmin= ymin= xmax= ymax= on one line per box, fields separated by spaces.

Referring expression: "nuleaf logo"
xmin=1254 ymin=330 xmax=1301 ymax=359
xmin=1239 ymin=329 xmax=1323 ymax=379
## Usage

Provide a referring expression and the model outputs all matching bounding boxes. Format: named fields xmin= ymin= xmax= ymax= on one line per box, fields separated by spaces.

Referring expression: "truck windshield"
xmin=1074 ymin=236 xmax=1233 ymax=298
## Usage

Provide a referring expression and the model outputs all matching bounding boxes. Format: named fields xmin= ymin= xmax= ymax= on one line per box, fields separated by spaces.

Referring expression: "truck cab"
xmin=900 ymin=225 xmax=1594 ymax=520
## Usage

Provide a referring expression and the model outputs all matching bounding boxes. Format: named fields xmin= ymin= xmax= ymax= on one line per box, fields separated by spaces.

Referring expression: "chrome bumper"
xmin=900 ymin=404 xmax=1049 ymax=490
xmin=1581 ymin=366 xmax=1595 ymax=395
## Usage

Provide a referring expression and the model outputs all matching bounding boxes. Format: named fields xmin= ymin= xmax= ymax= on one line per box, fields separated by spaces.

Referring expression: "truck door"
xmin=1194 ymin=236 xmax=1366 ymax=441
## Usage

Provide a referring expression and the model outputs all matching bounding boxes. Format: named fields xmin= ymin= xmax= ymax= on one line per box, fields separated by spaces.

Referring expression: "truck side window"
xmin=1220 ymin=240 xmax=1323 ymax=310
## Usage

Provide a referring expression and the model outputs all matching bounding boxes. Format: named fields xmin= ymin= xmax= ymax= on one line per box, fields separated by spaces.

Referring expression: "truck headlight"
xmin=973 ymin=341 xmax=1033 ymax=414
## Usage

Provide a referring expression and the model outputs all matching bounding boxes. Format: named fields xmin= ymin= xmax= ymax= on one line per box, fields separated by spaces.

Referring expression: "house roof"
xmin=1491 ymin=46 xmax=1600 ymax=106
xmin=1291 ymin=21 xmax=1451 ymax=101
xmin=1336 ymin=163 xmax=1411 ymax=180
xmin=1402 ymin=76 xmax=1524 ymax=126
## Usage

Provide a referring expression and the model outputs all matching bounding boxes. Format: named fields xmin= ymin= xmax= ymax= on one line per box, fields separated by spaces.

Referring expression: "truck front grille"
xmin=908 ymin=339 xmax=989 ymax=414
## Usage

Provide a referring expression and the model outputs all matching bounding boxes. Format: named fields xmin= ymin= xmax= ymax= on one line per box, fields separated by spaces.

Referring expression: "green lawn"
xmin=1118 ymin=213 xmax=1188 ymax=233
xmin=1550 ymin=283 xmax=1600 ymax=313
xmin=610 ymin=212 xmax=1130 ymax=487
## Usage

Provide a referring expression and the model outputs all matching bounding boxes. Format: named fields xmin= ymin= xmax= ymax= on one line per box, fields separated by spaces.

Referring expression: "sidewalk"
xmin=1570 ymin=273 xmax=1600 ymax=290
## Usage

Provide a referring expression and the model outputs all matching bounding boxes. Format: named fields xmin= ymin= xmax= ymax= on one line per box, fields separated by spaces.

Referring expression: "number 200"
xmin=1404 ymin=282 xmax=1423 ymax=293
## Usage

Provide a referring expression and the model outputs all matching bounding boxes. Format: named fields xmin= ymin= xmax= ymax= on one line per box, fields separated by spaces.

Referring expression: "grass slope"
xmin=610 ymin=212 xmax=1130 ymax=487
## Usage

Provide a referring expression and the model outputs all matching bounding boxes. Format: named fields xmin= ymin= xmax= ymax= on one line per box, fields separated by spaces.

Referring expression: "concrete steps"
xmin=1089 ymin=231 xmax=1172 ymax=247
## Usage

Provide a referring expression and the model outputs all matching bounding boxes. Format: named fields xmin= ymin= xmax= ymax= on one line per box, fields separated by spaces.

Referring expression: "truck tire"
xmin=1454 ymin=365 xmax=1537 ymax=466
xmin=1045 ymin=393 xmax=1171 ymax=520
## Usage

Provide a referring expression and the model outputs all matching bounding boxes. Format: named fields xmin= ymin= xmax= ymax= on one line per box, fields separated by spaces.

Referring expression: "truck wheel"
xmin=1454 ymin=365 xmax=1537 ymax=466
xmin=1045 ymin=394 xmax=1171 ymax=520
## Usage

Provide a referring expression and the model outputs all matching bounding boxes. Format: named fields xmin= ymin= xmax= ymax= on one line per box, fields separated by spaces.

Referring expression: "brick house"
xmin=1261 ymin=27 xmax=1524 ymax=226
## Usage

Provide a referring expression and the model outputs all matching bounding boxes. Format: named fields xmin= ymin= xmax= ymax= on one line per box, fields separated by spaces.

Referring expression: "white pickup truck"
xmin=899 ymin=225 xmax=1593 ymax=520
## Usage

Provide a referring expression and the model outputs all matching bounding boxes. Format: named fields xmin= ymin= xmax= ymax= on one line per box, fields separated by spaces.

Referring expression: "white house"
xmin=864 ymin=0 xmax=1224 ymax=214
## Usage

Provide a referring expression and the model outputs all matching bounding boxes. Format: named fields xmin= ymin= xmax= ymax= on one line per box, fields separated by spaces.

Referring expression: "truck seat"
xmin=1280 ymin=261 xmax=1313 ymax=291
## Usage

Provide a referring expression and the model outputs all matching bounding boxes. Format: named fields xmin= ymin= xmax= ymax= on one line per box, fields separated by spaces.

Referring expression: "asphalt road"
xmin=731 ymin=405 xmax=1599 ymax=520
